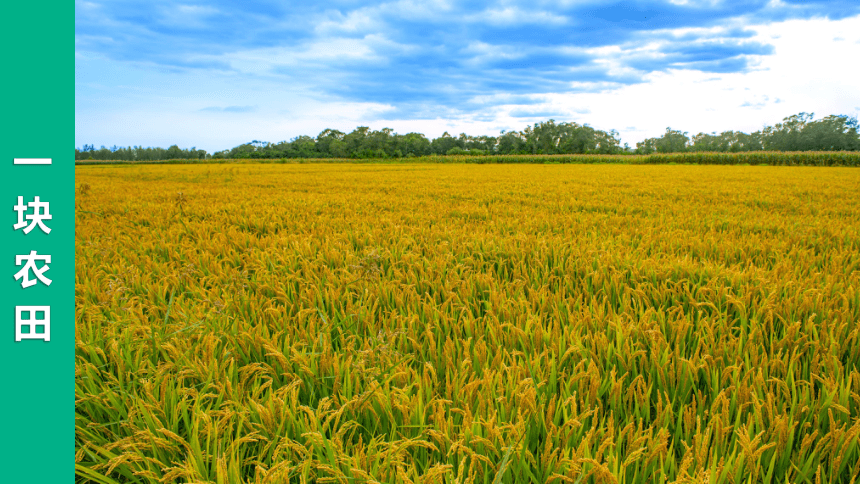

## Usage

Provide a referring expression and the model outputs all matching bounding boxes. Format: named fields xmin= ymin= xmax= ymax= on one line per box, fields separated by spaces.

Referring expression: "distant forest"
xmin=75 ymin=112 xmax=859 ymax=161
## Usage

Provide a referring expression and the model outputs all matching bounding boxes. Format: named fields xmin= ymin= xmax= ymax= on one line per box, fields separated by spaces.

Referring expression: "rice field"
xmin=75 ymin=163 xmax=860 ymax=483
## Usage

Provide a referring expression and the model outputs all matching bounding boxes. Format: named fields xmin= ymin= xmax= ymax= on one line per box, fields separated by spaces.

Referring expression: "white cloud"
xmin=187 ymin=34 xmax=414 ymax=76
xmin=470 ymin=7 xmax=569 ymax=26
xmin=496 ymin=13 xmax=860 ymax=145
xmin=156 ymin=4 xmax=220 ymax=29
xmin=175 ymin=4 xmax=217 ymax=15
xmin=76 ymin=9 xmax=860 ymax=152
xmin=315 ymin=9 xmax=382 ymax=35
xmin=376 ymin=0 xmax=455 ymax=21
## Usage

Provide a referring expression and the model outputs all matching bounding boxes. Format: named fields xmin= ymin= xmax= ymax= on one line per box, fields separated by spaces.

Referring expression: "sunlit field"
xmin=75 ymin=163 xmax=860 ymax=483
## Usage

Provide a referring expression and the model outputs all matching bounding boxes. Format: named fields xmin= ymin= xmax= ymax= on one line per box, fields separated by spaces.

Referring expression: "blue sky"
xmin=76 ymin=1 xmax=860 ymax=152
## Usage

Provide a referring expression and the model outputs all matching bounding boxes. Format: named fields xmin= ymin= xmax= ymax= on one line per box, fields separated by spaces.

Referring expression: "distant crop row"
xmin=75 ymin=150 xmax=860 ymax=167
xmin=431 ymin=151 xmax=860 ymax=166
xmin=75 ymin=164 xmax=860 ymax=483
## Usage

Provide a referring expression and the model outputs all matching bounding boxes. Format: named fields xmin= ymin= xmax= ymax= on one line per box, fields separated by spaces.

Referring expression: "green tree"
xmin=762 ymin=112 xmax=814 ymax=151
xmin=656 ymin=128 xmax=689 ymax=153
xmin=497 ymin=130 xmax=526 ymax=154
xmin=800 ymin=115 xmax=859 ymax=150
xmin=431 ymin=132 xmax=457 ymax=155
xmin=398 ymin=132 xmax=431 ymax=156
xmin=316 ymin=129 xmax=345 ymax=157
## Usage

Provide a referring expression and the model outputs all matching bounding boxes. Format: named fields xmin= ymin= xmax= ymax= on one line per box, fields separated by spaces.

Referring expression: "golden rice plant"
xmin=75 ymin=163 xmax=860 ymax=483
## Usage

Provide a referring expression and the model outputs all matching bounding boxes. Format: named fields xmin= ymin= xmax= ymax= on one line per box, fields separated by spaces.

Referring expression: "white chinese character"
xmin=16 ymin=306 xmax=50 ymax=342
xmin=13 ymin=196 xmax=52 ymax=234
xmin=14 ymin=251 xmax=52 ymax=288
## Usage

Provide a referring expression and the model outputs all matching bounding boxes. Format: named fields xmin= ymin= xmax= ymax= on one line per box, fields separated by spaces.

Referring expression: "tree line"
xmin=75 ymin=144 xmax=208 ymax=161
xmin=636 ymin=113 xmax=859 ymax=154
xmin=75 ymin=112 xmax=859 ymax=161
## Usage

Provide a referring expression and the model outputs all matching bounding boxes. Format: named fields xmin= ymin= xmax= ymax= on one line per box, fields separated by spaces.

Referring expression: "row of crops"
xmin=75 ymin=164 xmax=860 ymax=483
xmin=75 ymin=151 xmax=860 ymax=167
xmin=438 ymin=151 xmax=860 ymax=166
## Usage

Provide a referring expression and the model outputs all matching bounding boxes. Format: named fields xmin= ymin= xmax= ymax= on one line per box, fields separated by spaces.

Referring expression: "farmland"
xmin=75 ymin=163 xmax=860 ymax=483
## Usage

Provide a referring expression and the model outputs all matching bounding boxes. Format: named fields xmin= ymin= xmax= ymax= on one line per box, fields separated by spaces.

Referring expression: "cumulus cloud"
xmin=79 ymin=0 xmax=858 ymax=112
xmin=199 ymin=105 xmax=256 ymax=113
xmin=75 ymin=1 xmax=860 ymax=150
